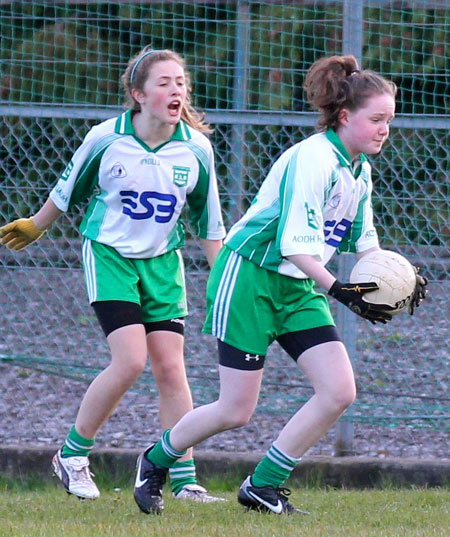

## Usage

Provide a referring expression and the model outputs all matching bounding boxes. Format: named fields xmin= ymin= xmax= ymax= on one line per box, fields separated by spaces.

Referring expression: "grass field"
xmin=1 ymin=477 xmax=449 ymax=537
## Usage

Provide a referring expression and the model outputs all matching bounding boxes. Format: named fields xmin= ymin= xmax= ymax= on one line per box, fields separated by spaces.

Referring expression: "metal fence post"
xmin=334 ymin=0 xmax=365 ymax=456
xmin=229 ymin=0 xmax=250 ymax=224
xmin=335 ymin=254 xmax=358 ymax=456
xmin=343 ymin=0 xmax=364 ymax=62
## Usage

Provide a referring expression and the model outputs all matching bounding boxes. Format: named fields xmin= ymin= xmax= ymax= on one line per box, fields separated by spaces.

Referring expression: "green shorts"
xmin=203 ymin=246 xmax=335 ymax=356
xmin=82 ymin=239 xmax=188 ymax=323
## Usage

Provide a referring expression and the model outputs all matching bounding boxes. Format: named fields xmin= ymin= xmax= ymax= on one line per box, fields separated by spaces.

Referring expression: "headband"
xmin=130 ymin=49 xmax=160 ymax=84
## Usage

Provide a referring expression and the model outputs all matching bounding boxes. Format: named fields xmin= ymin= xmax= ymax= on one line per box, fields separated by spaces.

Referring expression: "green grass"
xmin=0 ymin=480 xmax=449 ymax=537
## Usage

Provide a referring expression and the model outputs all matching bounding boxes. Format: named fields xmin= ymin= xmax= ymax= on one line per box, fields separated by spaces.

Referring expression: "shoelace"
xmin=275 ymin=486 xmax=309 ymax=514
xmin=276 ymin=486 xmax=292 ymax=500
xmin=74 ymin=466 xmax=95 ymax=484
xmin=67 ymin=461 xmax=94 ymax=484
xmin=188 ymin=489 xmax=212 ymax=498
xmin=144 ymin=467 xmax=166 ymax=494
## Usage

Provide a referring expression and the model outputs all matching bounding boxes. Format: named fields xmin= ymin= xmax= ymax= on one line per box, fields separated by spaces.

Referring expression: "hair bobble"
xmin=350 ymin=70 xmax=360 ymax=76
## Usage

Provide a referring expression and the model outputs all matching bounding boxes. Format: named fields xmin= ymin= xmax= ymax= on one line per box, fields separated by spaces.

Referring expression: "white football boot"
xmin=174 ymin=483 xmax=227 ymax=503
xmin=52 ymin=449 xmax=100 ymax=499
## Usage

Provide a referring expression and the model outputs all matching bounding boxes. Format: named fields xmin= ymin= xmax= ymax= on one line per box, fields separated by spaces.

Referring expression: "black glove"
xmin=409 ymin=267 xmax=428 ymax=315
xmin=328 ymin=280 xmax=395 ymax=324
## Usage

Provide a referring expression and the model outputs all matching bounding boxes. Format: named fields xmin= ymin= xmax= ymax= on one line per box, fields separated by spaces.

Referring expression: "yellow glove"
xmin=0 ymin=217 xmax=46 ymax=251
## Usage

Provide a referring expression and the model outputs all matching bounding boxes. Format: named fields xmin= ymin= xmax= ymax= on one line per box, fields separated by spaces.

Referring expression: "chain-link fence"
xmin=0 ymin=1 xmax=449 ymax=458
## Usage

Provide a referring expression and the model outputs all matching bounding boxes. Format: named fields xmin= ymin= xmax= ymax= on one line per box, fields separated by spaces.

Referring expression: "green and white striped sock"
xmin=251 ymin=443 xmax=301 ymax=488
xmin=145 ymin=429 xmax=187 ymax=469
xmin=169 ymin=459 xmax=197 ymax=495
xmin=61 ymin=426 xmax=95 ymax=458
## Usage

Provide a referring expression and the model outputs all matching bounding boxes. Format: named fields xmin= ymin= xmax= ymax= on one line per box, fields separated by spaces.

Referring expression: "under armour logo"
xmin=245 ymin=353 xmax=260 ymax=361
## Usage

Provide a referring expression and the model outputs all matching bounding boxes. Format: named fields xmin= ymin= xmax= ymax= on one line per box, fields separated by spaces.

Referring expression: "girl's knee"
xmin=226 ymin=411 xmax=253 ymax=429
xmin=340 ymin=384 xmax=357 ymax=409
xmin=330 ymin=381 xmax=356 ymax=412
xmin=153 ymin=361 xmax=188 ymax=392
xmin=114 ymin=354 xmax=147 ymax=382
xmin=215 ymin=401 xmax=255 ymax=429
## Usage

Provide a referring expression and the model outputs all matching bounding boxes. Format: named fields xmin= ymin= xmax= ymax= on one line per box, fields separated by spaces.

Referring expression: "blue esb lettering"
xmin=324 ymin=218 xmax=352 ymax=247
xmin=120 ymin=190 xmax=177 ymax=223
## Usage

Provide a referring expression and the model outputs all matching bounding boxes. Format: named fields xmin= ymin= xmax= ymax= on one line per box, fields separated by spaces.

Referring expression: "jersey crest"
xmin=172 ymin=165 xmax=190 ymax=187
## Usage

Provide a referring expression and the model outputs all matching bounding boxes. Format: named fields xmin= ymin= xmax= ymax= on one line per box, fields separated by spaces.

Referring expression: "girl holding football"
xmin=0 ymin=47 xmax=226 ymax=505
xmin=136 ymin=55 xmax=427 ymax=514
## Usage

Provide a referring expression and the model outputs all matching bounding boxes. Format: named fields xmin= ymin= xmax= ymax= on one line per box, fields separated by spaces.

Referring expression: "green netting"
xmin=1 ymin=1 xmax=448 ymax=111
xmin=0 ymin=1 xmax=449 ymax=455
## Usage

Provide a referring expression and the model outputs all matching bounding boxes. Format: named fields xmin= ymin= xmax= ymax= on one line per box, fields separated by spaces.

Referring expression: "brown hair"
xmin=303 ymin=55 xmax=397 ymax=132
xmin=121 ymin=47 xmax=212 ymax=134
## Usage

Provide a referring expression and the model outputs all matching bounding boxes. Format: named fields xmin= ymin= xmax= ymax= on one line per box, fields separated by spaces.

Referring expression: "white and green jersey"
xmin=226 ymin=129 xmax=379 ymax=279
xmin=50 ymin=110 xmax=225 ymax=258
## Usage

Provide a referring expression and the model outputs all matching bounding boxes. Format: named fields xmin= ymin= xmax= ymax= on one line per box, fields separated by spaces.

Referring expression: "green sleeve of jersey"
xmin=186 ymin=161 xmax=209 ymax=237
xmin=68 ymin=156 xmax=101 ymax=208
xmin=68 ymin=134 xmax=119 ymax=208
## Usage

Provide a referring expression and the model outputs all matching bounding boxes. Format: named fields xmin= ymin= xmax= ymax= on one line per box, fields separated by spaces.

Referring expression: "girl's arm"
xmin=286 ymin=253 xmax=336 ymax=291
xmin=288 ymin=247 xmax=382 ymax=290
xmin=32 ymin=198 xmax=63 ymax=230
xmin=199 ymin=238 xmax=223 ymax=268
xmin=287 ymin=247 xmax=380 ymax=291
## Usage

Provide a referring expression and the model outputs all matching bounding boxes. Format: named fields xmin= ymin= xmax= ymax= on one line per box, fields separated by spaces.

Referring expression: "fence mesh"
xmin=0 ymin=1 xmax=449 ymax=458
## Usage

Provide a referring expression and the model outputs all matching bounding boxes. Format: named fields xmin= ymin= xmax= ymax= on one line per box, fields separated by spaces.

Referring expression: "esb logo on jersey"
xmin=120 ymin=190 xmax=177 ymax=222
xmin=324 ymin=218 xmax=352 ymax=247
